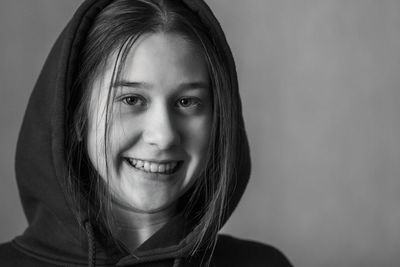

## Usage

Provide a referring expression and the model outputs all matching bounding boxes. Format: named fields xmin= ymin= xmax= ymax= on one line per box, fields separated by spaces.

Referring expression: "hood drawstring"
xmin=84 ymin=221 xmax=96 ymax=267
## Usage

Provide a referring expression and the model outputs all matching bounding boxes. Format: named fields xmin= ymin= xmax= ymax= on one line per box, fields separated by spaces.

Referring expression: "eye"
xmin=121 ymin=95 xmax=146 ymax=106
xmin=176 ymin=97 xmax=201 ymax=109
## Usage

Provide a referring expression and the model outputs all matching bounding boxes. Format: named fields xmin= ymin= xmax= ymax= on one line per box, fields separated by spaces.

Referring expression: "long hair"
xmin=66 ymin=0 xmax=240 ymax=259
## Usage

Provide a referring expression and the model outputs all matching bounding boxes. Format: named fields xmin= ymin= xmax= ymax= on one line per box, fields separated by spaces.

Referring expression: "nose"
xmin=142 ymin=104 xmax=180 ymax=150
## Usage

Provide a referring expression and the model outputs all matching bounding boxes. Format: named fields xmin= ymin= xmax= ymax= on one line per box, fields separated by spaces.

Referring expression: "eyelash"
xmin=119 ymin=95 xmax=202 ymax=110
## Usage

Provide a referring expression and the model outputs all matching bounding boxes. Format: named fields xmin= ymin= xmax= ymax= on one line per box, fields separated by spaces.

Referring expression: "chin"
xmin=114 ymin=188 xmax=180 ymax=213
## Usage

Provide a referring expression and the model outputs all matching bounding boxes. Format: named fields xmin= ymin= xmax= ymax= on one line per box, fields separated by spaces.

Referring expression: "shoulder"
xmin=0 ymin=241 xmax=55 ymax=267
xmin=213 ymin=234 xmax=293 ymax=267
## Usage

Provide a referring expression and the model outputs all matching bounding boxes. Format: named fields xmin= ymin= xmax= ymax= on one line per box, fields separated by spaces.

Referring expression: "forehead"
xmin=119 ymin=32 xmax=209 ymax=86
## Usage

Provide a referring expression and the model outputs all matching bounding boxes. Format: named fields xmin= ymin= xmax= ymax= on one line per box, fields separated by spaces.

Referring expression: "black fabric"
xmin=0 ymin=236 xmax=292 ymax=267
xmin=212 ymin=235 xmax=292 ymax=267
xmin=0 ymin=0 xmax=292 ymax=266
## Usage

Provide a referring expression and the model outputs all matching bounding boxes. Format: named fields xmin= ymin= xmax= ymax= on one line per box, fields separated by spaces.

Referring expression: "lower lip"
xmin=124 ymin=160 xmax=183 ymax=182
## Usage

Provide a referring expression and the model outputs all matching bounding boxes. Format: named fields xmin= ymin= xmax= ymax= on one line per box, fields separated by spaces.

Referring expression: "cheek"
xmin=180 ymin=116 xmax=211 ymax=191
xmin=109 ymin=113 xmax=143 ymax=153
xmin=182 ymin=114 xmax=212 ymax=158
xmin=86 ymin=111 xmax=125 ymax=177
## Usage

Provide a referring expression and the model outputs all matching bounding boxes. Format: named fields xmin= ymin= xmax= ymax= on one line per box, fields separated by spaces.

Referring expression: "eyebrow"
xmin=113 ymin=81 xmax=152 ymax=89
xmin=114 ymin=80 xmax=209 ymax=91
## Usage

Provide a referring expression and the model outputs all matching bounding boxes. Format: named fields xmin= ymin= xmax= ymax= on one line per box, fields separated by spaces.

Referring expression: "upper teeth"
xmin=127 ymin=158 xmax=178 ymax=173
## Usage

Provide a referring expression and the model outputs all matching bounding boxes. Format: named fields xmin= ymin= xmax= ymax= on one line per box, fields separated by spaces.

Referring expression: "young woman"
xmin=0 ymin=0 xmax=292 ymax=266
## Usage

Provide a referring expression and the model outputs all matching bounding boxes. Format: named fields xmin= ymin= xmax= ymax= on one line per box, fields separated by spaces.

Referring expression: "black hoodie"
xmin=0 ymin=0 xmax=293 ymax=266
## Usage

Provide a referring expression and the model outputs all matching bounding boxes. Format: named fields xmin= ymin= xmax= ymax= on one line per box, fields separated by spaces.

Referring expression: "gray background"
xmin=1 ymin=1 xmax=400 ymax=266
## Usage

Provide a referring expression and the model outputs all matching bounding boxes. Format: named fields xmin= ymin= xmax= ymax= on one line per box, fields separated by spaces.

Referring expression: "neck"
xmin=111 ymin=201 xmax=177 ymax=251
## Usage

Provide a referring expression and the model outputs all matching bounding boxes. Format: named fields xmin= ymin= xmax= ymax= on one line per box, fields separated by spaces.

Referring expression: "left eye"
xmin=176 ymin=97 xmax=201 ymax=108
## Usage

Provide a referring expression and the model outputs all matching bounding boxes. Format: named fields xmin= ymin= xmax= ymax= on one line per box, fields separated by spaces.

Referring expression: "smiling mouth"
xmin=125 ymin=158 xmax=183 ymax=175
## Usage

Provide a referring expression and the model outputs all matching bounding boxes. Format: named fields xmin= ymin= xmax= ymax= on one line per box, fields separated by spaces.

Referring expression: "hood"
xmin=13 ymin=0 xmax=250 ymax=265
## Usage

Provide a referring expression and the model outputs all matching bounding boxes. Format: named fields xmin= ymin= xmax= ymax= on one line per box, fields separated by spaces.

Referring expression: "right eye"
xmin=121 ymin=95 xmax=146 ymax=107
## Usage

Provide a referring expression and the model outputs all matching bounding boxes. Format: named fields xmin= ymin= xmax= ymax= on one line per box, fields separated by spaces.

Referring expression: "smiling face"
xmin=86 ymin=33 xmax=212 ymax=213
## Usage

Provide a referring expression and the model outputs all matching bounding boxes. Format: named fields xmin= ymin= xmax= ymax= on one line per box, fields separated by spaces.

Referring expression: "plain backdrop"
xmin=1 ymin=1 xmax=400 ymax=266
